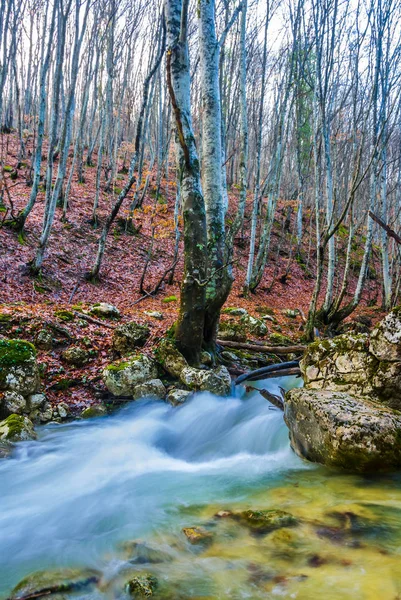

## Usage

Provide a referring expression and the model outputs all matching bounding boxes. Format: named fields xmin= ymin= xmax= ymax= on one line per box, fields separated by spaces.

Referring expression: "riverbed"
xmin=1 ymin=376 xmax=401 ymax=599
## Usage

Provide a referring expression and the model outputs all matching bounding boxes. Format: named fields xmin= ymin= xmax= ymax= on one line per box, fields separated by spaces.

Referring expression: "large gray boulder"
xmin=112 ymin=322 xmax=150 ymax=354
xmin=0 ymin=414 xmax=37 ymax=442
xmin=369 ymin=307 xmax=401 ymax=361
xmin=180 ymin=365 xmax=231 ymax=396
xmin=285 ymin=388 xmax=401 ymax=472
xmin=0 ymin=339 xmax=40 ymax=396
xmin=103 ymin=354 xmax=158 ymax=397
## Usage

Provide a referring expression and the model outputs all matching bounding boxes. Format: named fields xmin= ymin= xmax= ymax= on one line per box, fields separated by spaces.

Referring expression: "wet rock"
xmin=182 ymin=526 xmax=213 ymax=545
xmin=0 ymin=391 xmax=26 ymax=416
xmin=221 ymin=351 xmax=239 ymax=362
xmin=120 ymin=540 xmax=173 ymax=564
xmin=126 ymin=574 xmax=158 ymax=598
xmin=240 ymin=314 xmax=268 ymax=337
xmin=9 ymin=567 xmax=101 ymax=600
xmin=39 ymin=405 xmax=53 ymax=422
xmin=180 ymin=365 xmax=231 ymax=396
xmin=166 ymin=388 xmax=192 ymax=406
xmin=155 ymin=339 xmax=188 ymax=379
xmin=61 ymin=346 xmax=91 ymax=367
xmin=233 ymin=509 xmax=297 ymax=534
xmin=133 ymin=379 xmax=166 ymax=400
xmin=112 ymin=322 xmax=150 ymax=355
xmin=0 ymin=439 xmax=13 ymax=458
xmin=200 ymin=351 xmax=213 ymax=366
xmin=103 ymin=354 xmax=158 ymax=397
xmin=81 ymin=404 xmax=107 ymax=418
xmin=0 ymin=414 xmax=36 ymax=442
xmin=0 ymin=339 xmax=40 ymax=396
xmin=285 ymin=388 xmax=401 ymax=472
xmin=369 ymin=307 xmax=401 ymax=361
xmin=89 ymin=302 xmax=120 ymax=319
xmin=35 ymin=328 xmax=53 ymax=350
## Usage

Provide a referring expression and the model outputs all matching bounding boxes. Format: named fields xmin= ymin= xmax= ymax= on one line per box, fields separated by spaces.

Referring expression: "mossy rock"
xmin=81 ymin=405 xmax=107 ymax=419
xmin=182 ymin=526 xmax=213 ymax=545
xmin=112 ymin=322 xmax=150 ymax=355
xmin=233 ymin=509 xmax=298 ymax=534
xmin=90 ymin=302 xmax=120 ymax=319
xmin=126 ymin=574 xmax=158 ymax=597
xmin=61 ymin=346 xmax=91 ymax=367
xmin=154 ymin=338 xmax=188 ymax=379
xmin=9 ymin=567 xmax=101 ymax=600
xmin=0 ymin=339 xmax=40 ymax=395
xmin=103 ymin=354 xmax=158 ymax=397
xmin=269 ymin=332 xmax=292 ymax=345
xmin=222 ymin=307 xmax=247 ymax=316
xmin=162 ymin=295 xmax=178 ymax=304
xmin=0 ymin=414 xmax=36 ymax=442
xmin=54 ymin=309 xmax=75 ymax=322
xmin=217 ymin=320 xmax=247 ymax=342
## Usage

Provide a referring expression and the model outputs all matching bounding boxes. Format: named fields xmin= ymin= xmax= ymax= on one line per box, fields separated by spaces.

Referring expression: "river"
xmin=1 ymin=376 xmax=401 ymax=599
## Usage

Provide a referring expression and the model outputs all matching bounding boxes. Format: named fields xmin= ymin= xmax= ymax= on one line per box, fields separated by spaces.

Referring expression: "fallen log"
xmin=217 ymin=339 xmax=305 ymax=355
xmin=235 ymin=360 xmax=300 ymax=385
xmin=73 ymin=311 xmax=116 ymax=329
xmin=257 ymin=388 xmax=285 ymax=410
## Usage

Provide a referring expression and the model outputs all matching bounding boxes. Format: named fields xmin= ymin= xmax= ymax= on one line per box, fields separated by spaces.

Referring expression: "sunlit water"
xmin=1 ymin=376 xmax=401 ymax=599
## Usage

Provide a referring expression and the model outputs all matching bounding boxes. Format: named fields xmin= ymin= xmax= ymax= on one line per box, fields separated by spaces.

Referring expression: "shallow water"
xmin=1 ymin=376 xmax=401 ymax=599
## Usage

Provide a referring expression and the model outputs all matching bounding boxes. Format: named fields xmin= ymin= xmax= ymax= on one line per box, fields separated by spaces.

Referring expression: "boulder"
xmin=81 ymin=404 xmax=107 ymax=418
xmin=8 ymin=568 xmax=101 ymax=600
xmin=180 ymin=365 xmax=231 ymax=396
xmin=240 ymin=314 xmax=268 ymax=336
xmin=89 ymin=302 xmax=120 ymax=319
xmin=144 ymin=310 xmax=164 ymax=320
xmin=182 ymin=526 xmax=213 ymax=545
xmin=0 ymin=339 xmax=40 ymax=396
xmin=0 ymin=414 xmax=37 ymax=442
xmin=55 ymin=402 xmax=69 ymax=419
xmin=222 ymin=307 xmax=248 ymax=316
xmin=217 ymin=320 xmax=247 ymax=342
xmin=62 ymin=346 xmax=91 ymax=367
xmin=166 ymin=388 xmax=193 ymax=406
xmin=133 ymin=378 xmax=166 ymax=400
xmin=284 ymin=388 xmax=401 ymax=472
xmin=35 ymin=328 xmax=53 ymax=350
xmin=27 ymin=393 xmax=47 ymax=411
xmin=155 ymin=339 xmax=188 ymax=379
xmin=103 ymin=354 xmax=158 ymax=397
xmin=0 ymin=391 xmax=26 ymax=416
xmin=112 ymin=322 xmax=150 ymax=354
xmin=233 ymin=509 xmax=297 ymax=534
xmin=369 ymin=307 xmax=401 ymax=361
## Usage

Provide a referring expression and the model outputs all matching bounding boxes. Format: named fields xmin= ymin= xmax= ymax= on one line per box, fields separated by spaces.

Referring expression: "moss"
xmin=126 ymin=574 xmax=158 ymax=597
xmin=105 ymin=356 xmax=140 ymax=372
xmin=162 ymin=295 xmax=178 ymax=303
xmin=1 ymin=414 xmax=26 ymax=438
xmin=10 ymin=568 xmax=100 ymax=599
xmin=0 ymin=339 xmax=36 ymax=369
xmin=3 ymin=165 xmax=13 ymax=172
xmin=255 ymin=306 xmax=275 ymax=316
xmin=52 ymin=378 xmax=76 ymax=391
xmin=269 ymin=332 xmax=292 ymax=345
xmin=234 ymin=509 xmax=298 ymax=533
xmin=55 ymin=309 xmax=75 ymax=322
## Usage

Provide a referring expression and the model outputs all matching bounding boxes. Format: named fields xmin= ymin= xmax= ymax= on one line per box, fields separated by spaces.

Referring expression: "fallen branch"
xmin=217 ymin=339 xmax=305 ymax=354
xmin=368 ymin=210 xmax=401 ymax=245
xmin=235 ymin=360 xmax=300 ymax=385
xmin=257 ymin=387 xmax=285 ymax=410
xmin=245 ymin=366 xmax=301 ymax=382
xmin=72 ymin=311 xmax=116 ymax=329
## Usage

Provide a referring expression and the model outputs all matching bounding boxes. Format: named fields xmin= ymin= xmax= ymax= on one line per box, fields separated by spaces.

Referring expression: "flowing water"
xmin=1 ymin=376 xmax=401 ymax=599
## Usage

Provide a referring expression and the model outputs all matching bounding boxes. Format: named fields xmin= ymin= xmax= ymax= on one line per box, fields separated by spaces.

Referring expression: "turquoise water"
xmin=1 ymin=376 xmax=401 ymax=599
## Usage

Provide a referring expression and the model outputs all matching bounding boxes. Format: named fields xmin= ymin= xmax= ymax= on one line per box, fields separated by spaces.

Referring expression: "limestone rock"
xmin=180 ymin=365 xmax=231 ymax=396
xmin=0 ymin=339 xmax=40 ymax=396
xmin=112 ymin=322 xmax=150 ymax=354
xmin=0 ymin=391 xmax=26 ymax=416
xmin=61 ymin=346 xmax=91 ymax=367
xmin=27 ymin=393 xmax=47 ymax=411
xmin=35 ymin=328 xmax=53 ymax=350
xmin=144 ymin=310 xmax=164 ymax=320
xmin=284 ymin=388 xmax=401 ymax=472
xmin=166 ymin=388 xmax=192 ymax=406
xmin=241 ymin=314 xmax=268 ymax=336
xmin=89 ymin=302 xmax=120 ymax=319
xmin=222 ymin=307 xmax=248 ymax=316
xmin=0 ymin=414 xmax=37 ymax=442
xmin=155 ymin=339 xmax=188 ymax=379
xmin=56 ymin=402 xmax=69 ymax=419
xmin=217 ymin=320 xmax=247 ymax=342
xmin=9 ymin=568 xmax=101 ymax=600
xmin=133 ymin=378 xmax=166 ymax=400
xmin=300 ymin=334 xmax=377 ymax=397
xmin=369 ymin=307 xmax=401 ymax=361
xmin=103 ymin=354 xmax=158 ymax=397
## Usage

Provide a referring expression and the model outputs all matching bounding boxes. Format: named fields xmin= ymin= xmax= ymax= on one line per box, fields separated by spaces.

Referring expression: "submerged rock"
xmin=180 ymin=365 xmax=231 ymax=396
xmin=285 ymin=388 xmax=401 ymax=472
xmin=120 ymin=540 xmax=173 ymax=564
xmin=9 ymin=567 xmax=101 ymax=600
xmin=0 ymin=414 xmax=36 ymax=442
xmin=103 ymin=354 xmax=158 ymax=397
xmin=133 ymin=379 xmax=166 ymax=400
xmin=0 ymin=339 xmax=40 ymax=396
xmin=89 ymin=302 xmax=120 ymax=319
xmin=126 ymin=574 xmax=158 ymax=598
xmin=182 ymin=526 xmax=213 ymax=545
xmin=233 ymin=509 xmax=297 ymax=534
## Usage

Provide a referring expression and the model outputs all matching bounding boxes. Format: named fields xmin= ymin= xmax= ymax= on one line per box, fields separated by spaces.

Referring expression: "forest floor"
xmin=0 ymin=132 xmax=384 ymax=412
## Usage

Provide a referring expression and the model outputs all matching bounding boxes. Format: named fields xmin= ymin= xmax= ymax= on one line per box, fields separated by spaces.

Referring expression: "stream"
xmin=1 ymin=376 xmax=401 ymax=599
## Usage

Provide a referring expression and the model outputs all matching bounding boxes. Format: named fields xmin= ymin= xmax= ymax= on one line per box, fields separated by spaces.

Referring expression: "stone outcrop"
xmin=285 ymin=308 xmax=401 ymax=472
xmin=0 ymin=339 xmax=40 ymax=397
xmin=285 ymin=388 xmax=401 ymax=472
xmin=112 ymin=322 xmax=150 ymax=354
xmin=180 ymin=365 xmax=231 ymax=396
